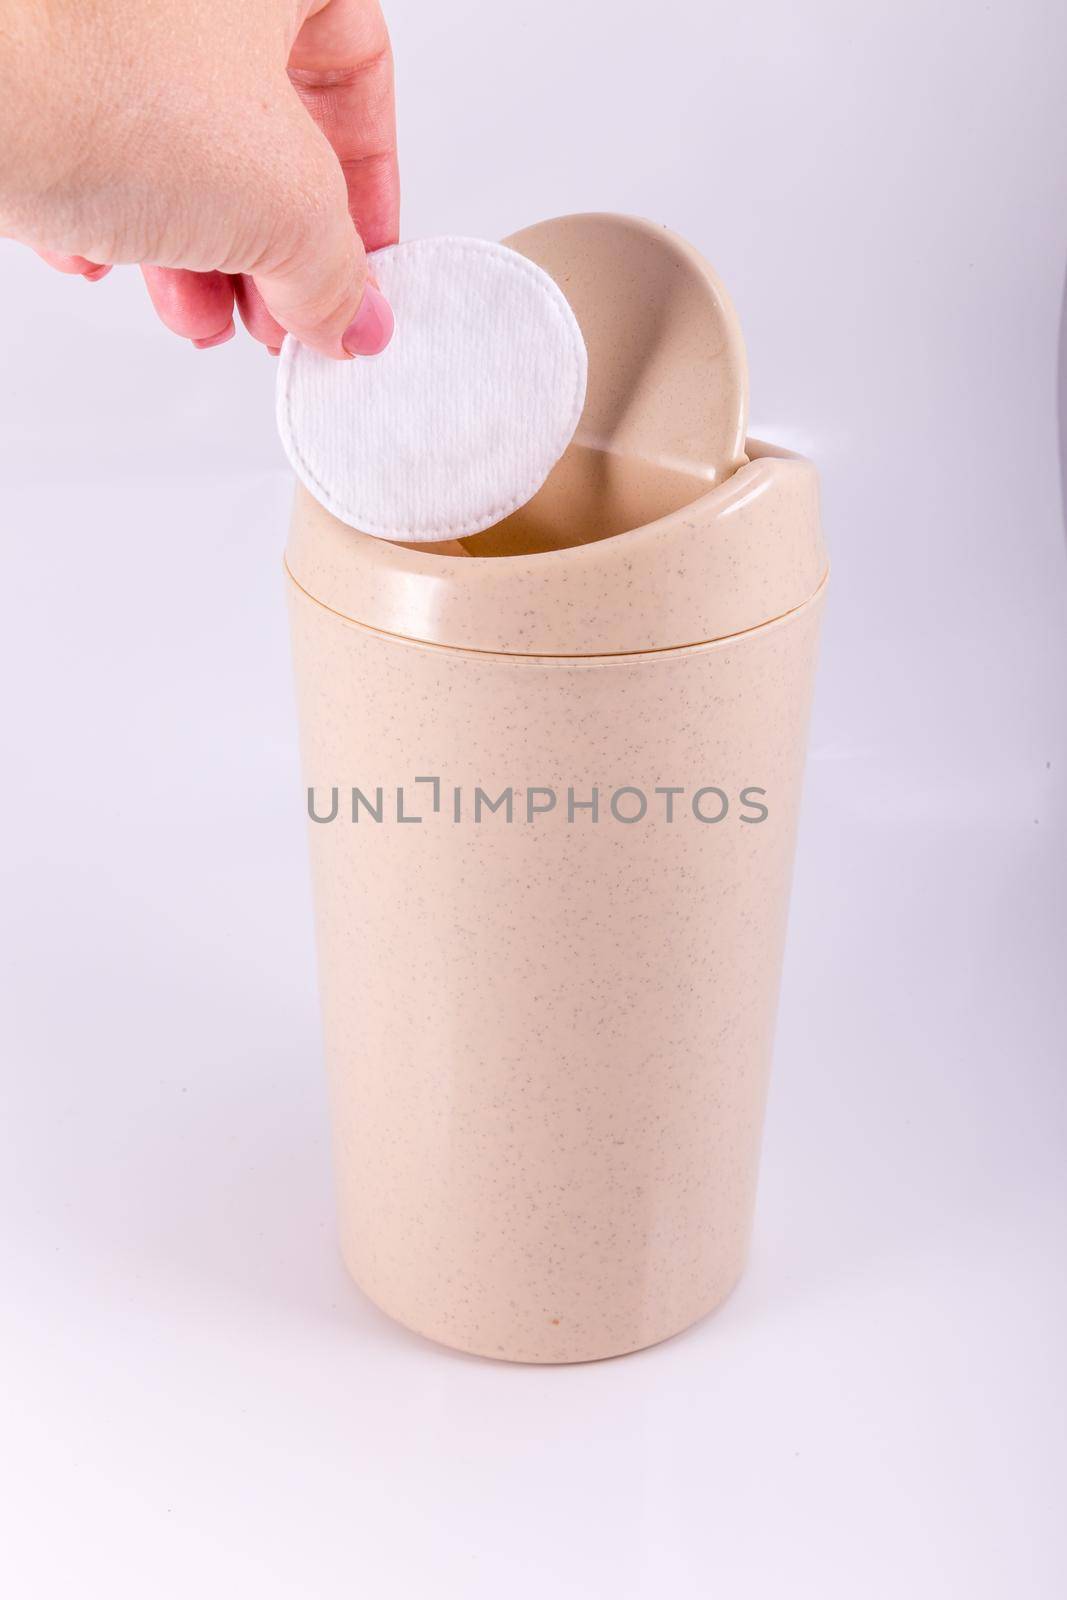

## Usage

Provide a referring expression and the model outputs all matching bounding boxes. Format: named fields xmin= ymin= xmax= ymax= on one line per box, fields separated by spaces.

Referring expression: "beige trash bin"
xmin=285 ymin=214 xmax=828 ymax=1361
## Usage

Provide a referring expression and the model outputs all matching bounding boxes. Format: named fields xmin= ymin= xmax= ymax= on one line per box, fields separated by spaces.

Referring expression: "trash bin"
xmin=285 ymin=213 xmax=828 ymax=1361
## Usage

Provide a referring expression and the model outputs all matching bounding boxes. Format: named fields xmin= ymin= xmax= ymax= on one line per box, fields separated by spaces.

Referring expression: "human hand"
xmin=0 ymin=0 xmax=398 ymax=356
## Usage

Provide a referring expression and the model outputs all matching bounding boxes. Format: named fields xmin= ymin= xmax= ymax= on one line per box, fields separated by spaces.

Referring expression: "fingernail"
xmin=192 ymin=321 xmax=235 ymax=350
xmin=82 ymin=265 xmax=111 ymax=282
xmin=342 ymin=282 xmax=394 ymax=357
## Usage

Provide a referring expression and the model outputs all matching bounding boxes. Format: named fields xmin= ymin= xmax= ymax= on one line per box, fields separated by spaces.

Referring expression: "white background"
xmin=2 ymin=2 xmax=1065 ymax=1594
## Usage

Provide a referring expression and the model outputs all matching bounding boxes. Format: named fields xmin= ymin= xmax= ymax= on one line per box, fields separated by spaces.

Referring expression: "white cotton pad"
xmin=276 ymin=236 xmax=588 ymax=542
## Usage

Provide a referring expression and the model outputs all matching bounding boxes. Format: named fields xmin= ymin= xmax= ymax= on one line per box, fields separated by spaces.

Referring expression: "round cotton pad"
xmin=276 ymin=237 xmax=589 ymax=542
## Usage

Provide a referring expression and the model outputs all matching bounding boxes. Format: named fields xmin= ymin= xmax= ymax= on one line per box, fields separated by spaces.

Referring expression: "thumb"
xmin=247 ymin=99 xmax=394 ymax=360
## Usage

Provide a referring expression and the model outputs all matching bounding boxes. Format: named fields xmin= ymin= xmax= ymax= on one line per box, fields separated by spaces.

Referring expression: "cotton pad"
xmin=276 ymin=236 xmax=589 ymax=542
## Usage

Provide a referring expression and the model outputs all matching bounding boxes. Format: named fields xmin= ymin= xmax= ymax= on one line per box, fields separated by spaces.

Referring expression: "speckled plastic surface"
xmin=285 ymin=214 xmax=828 ymax=1362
